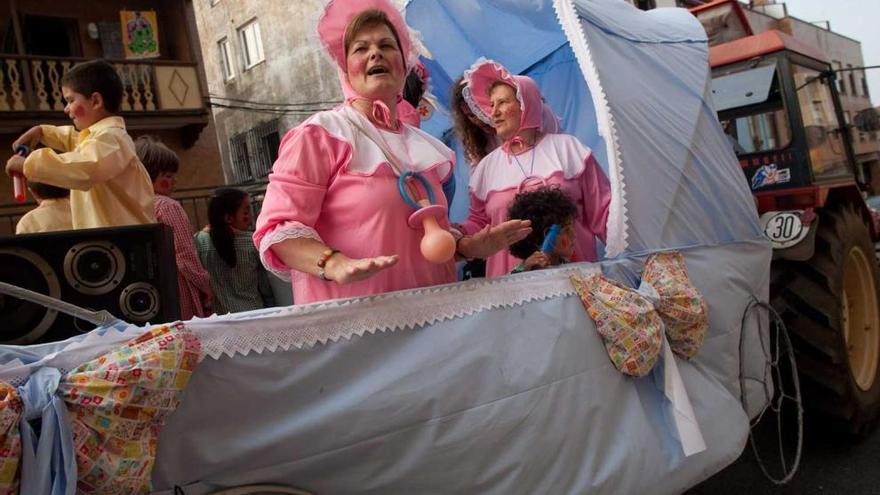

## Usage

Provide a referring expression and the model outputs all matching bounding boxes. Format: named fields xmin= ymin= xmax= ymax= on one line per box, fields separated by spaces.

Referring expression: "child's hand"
xmin=5 ymin=155 xmax=24 ymax=177
xmin=12 ymin=126 xmax=42 ymax=151
xmin=523 ymin=251 xmax=551 ymax=271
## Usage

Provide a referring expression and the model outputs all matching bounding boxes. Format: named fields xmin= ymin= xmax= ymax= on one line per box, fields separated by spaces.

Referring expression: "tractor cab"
xmin=710 ymin=30 xmax=859 ymax=214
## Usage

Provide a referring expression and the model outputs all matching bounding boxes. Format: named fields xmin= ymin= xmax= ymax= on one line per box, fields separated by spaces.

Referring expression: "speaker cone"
xmin=119 ymin=282 xmax=160 ymax=322
xmin=63 ymin=241 xmax=125 ymax=295
xmin=0 ymin=248 xmax=60 ymax=344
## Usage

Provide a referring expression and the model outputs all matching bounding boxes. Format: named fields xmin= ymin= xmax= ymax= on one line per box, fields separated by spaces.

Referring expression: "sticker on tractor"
xmin=750 ymin=163 xmax=791 ymax=189
xmin=760 ymin=211 xmax=808 ymax=249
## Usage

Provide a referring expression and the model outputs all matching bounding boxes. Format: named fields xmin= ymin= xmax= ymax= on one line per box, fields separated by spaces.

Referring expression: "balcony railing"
xmin=0 ymin=55 xmax=205 ymax=115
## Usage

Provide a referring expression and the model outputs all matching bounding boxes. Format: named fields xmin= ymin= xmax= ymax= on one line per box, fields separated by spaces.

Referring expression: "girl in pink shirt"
xmin=460 ymin=59 xmax=612 ymax=277
xmin=253 ymin=0 xmax=531 ymax=304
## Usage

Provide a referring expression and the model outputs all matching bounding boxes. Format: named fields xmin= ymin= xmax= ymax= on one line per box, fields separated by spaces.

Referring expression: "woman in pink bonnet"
xmin=254 ymin=0 xmax=531 ymax=304
xmin=460 ymin=59 xmax=612 ymax=277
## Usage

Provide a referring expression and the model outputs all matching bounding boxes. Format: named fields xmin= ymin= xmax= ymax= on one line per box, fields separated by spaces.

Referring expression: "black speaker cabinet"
xmin=0 ymin=223 xmax=180 ymax=344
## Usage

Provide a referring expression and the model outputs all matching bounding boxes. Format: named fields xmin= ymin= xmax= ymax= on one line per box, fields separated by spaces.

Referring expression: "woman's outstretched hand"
xmin=458 ymin=220 xmax=532 ymax=260
xmin=324 ymin=254 xmax=400 ymax=284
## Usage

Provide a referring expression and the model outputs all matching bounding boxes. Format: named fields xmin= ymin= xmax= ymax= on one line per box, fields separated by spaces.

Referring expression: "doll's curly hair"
xmin=507 ymin=186 xmax=577 ymax=260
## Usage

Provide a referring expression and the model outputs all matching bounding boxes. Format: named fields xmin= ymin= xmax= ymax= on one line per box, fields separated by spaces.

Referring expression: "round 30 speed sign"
xmin=759 ymin=211 xmax=809 ymax=249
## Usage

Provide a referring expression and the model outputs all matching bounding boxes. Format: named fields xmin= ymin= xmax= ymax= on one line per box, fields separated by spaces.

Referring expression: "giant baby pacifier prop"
xmin=398 ymin=171 xmax=455 ymax=263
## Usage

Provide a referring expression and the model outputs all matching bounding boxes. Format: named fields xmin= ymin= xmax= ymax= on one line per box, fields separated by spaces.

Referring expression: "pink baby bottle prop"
xmin=11 ymin=144 xmax=28 ymax=203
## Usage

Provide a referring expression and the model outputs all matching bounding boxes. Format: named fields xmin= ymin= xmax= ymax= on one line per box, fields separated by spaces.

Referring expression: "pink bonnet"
xmin=462 ymin=59 xmax=544 ymax=133
xmin=317 ymin=0 xmax=414 ymax=101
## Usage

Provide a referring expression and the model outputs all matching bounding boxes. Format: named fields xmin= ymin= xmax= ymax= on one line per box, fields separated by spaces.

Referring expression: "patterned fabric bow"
xmin=570 ymin=251 xmax=709 ymax=457
xmin=0 ymin=384 xmax=22 ymax=494
xmin=569 ymin=251 xmax=709 ymax=378
xmin=0 ymin=323 xmax=200 ymax=495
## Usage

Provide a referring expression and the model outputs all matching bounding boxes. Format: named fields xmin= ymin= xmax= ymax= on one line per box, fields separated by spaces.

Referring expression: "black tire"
xmin=771 ymin=204 xmax=880 ymax=436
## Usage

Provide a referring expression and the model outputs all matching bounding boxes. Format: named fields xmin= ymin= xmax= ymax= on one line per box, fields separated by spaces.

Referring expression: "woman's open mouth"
xmin=367 ymin=66 xmax=390 ymax=76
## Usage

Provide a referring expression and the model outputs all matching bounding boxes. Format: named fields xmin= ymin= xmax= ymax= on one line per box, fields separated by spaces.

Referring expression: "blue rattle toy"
xmin=397 ymin=171 xmax=455 ymax=263
xmin=541 ymin=224 xmax=561 ymax=254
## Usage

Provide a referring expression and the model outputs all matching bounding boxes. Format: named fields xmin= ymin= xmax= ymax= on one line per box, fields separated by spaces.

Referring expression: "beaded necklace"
xmin=510 ymin=139 xmax=536 ymax=178
xmin=512 ymin=149 xmax=536 ymax=178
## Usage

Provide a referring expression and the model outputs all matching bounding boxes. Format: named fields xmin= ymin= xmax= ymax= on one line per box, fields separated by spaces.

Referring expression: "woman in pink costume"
xmin=254 ymin=1 xmax=530 ymax=304
xmin=461 ymin=59 xmax=612 ymax=277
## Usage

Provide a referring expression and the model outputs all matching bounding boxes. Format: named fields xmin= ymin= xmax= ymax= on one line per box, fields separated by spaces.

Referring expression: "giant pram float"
xmin=0 ymin=0 xmax=773 ymax=493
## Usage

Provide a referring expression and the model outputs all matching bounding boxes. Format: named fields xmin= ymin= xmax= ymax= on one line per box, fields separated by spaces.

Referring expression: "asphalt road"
xmin=687 ymin=416 xmax=880 ymax=495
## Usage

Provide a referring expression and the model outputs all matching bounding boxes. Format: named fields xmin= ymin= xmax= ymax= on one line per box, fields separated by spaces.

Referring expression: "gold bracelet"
xmin=317 ymin=248 xmax=340 ymax=281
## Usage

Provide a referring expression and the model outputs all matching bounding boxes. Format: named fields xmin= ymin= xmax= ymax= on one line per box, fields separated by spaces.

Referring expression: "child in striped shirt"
xmin=136 ymin=135 xmax=213 ymax=320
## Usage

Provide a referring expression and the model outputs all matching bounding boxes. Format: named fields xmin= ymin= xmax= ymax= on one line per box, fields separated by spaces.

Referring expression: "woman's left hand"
xmin=325 ymin=254 xmax=400 ymax=285
xmin=458 ymin=220 xmax=532 ymax=260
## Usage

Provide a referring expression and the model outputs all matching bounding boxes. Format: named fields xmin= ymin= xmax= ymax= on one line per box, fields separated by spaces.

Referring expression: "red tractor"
xmin=695 ymin=0 xmax=880 ymax=434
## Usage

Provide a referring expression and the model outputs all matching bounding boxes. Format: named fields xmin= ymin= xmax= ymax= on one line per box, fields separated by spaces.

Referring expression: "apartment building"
xmin=192 ymin=0 xmax=345 ymax=186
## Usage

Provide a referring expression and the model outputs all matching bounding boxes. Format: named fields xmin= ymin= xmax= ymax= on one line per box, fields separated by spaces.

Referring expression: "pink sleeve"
xmin=580 ymin=153 xmax=611 ymax=243
xmin=156 ymin=198 xmax=213 ymax=297
xmin=461 ymin=191 xmax=491 ymax=235
xmin=253 ymin=124 xmax=351 ymax=279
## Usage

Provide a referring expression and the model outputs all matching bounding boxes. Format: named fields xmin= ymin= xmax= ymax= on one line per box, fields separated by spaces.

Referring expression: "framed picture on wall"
xmin=120 ymin=10 xmax=160 ymax=59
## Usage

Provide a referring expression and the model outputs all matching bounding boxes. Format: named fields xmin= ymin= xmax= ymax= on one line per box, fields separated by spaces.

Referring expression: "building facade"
xmin=0 ymin=0 xmax=224 ymax=234
xmin=192 ymin=0 xmax=345 ymax=187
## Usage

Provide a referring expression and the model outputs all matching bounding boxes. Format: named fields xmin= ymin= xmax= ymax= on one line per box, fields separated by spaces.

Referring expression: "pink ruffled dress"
xmin=254 ymin=105 xmax=457 ymax=304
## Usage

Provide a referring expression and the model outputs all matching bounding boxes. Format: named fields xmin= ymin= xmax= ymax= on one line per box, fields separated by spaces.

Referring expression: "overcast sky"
xmin=782 ymin=0 xmax=880 ymax=106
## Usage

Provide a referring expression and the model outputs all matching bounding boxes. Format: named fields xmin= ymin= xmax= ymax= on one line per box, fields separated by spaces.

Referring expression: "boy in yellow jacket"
xmin=5 ymin=59 xmax=155 ymax=229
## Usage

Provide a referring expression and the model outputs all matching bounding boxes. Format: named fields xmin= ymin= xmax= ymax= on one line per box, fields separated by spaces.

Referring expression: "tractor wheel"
xmin=771 ymin=204 xmax=880 ymax=436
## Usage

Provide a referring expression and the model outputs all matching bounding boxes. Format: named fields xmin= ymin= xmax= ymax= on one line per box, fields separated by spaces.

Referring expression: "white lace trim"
xmin=188 ymin=263 xmax=600 ymax=361
xmin=0 ymin=264 xmax=600 ymax=386
xmin=0 ymin=237 xmax=768 ymax=392
xmin=258 ymin=225 xmax=323 ymax=282
xmin=553 ymin=0 xmax=628 ymax=257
